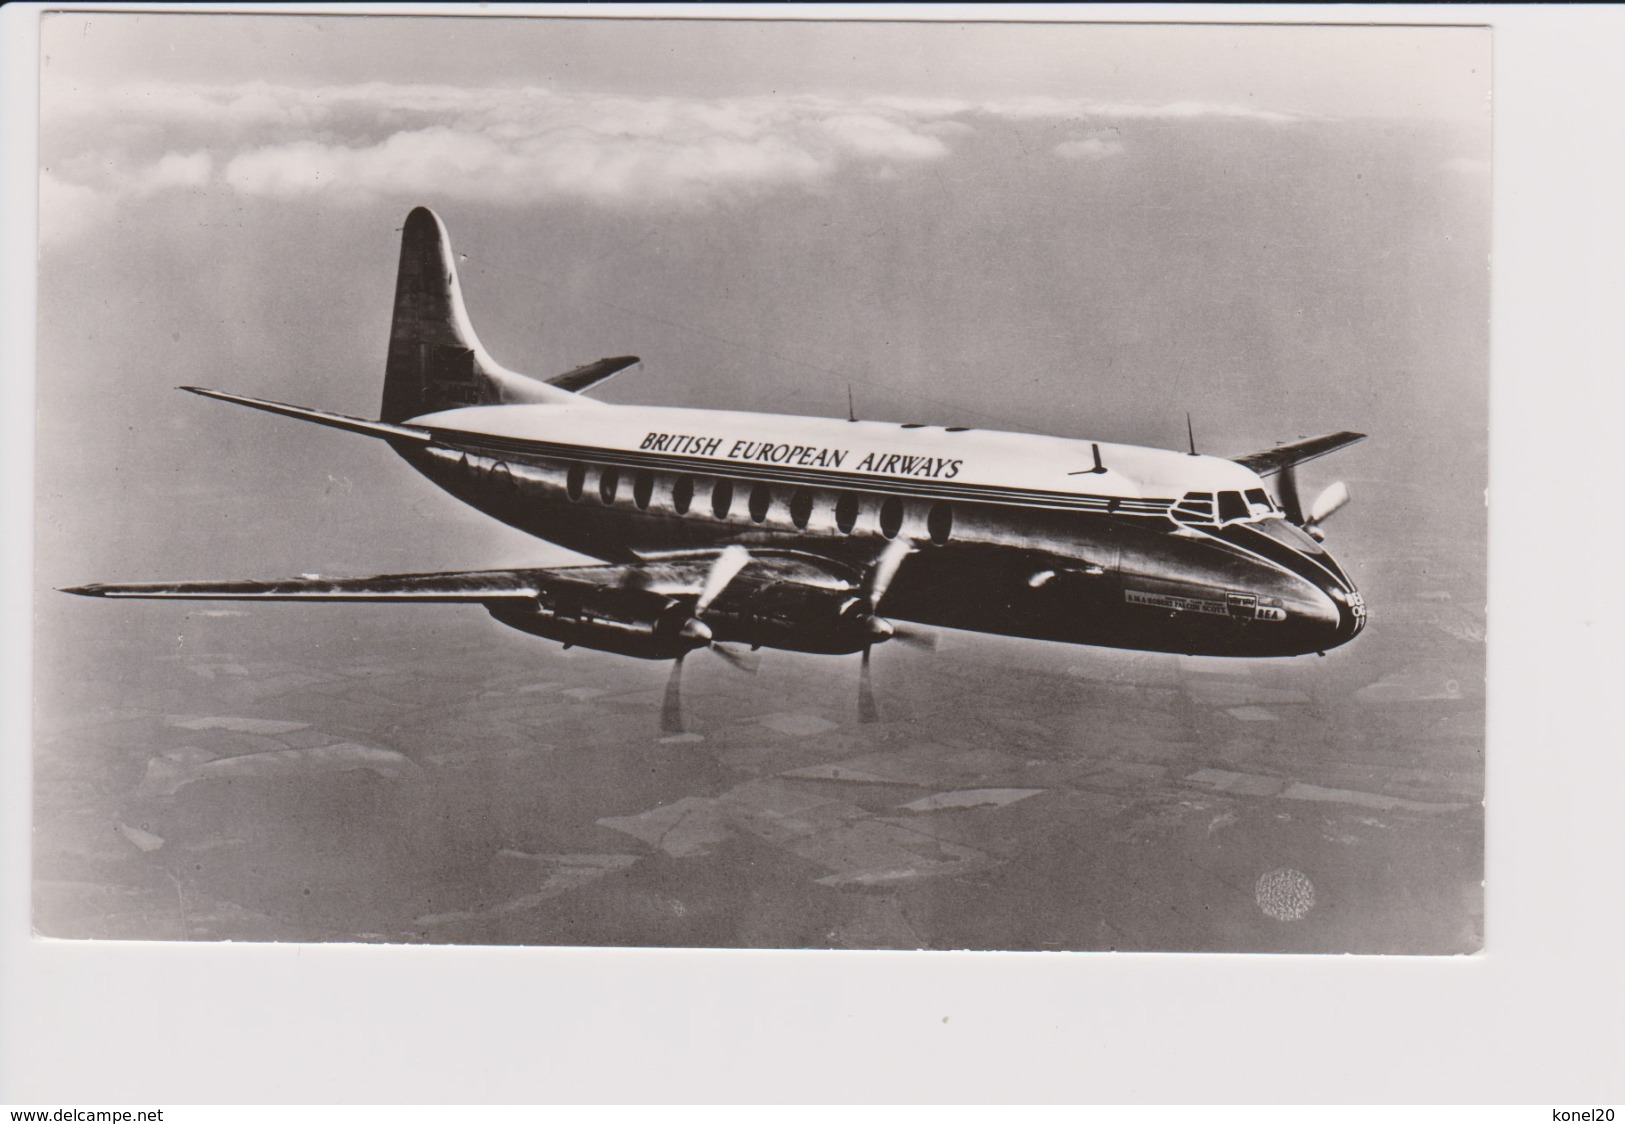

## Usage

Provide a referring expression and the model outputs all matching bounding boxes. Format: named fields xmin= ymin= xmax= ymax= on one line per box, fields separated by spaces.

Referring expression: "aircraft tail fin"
xmin=381 ymin=207 xmax=591 ymax=422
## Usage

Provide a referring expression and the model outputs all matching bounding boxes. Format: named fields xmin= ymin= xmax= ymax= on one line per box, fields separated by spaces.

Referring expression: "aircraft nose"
xmin=1328 ymin=583 xmax=1367 ymax=641
xmin=1311 ymin=582 xmax=1365 ymax=648
xmin=1296 ymin=585 xmax=1341 ymax=634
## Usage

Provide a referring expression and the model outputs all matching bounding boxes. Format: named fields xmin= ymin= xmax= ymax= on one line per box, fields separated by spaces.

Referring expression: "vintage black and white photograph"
xmin=34 ymin=13 xmax=1488 ymax=953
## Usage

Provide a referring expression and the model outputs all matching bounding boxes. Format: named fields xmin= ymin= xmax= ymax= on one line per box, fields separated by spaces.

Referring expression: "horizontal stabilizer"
xmin=180 ymin=387 xmax=433 ymax=443
xmin=64 ymin=569 xmax=543 ymax=602
xmin=1231 ymin=430 xmax=1366 ymax=476
xmin=547 ymin=355 xmax=641 ymax=394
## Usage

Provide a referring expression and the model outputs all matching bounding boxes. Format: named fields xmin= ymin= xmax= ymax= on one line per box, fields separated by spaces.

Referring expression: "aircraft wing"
xmin=62 ymin=551 xmax=859 ymax=604
xmin=1230 ymin=431 xmax=1366 ymax=476
xmin=63 ymin=569 xmax=545 ymax=602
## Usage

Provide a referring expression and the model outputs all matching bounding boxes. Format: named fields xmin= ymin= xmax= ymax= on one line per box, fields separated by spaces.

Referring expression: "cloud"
xmin=39 ymin=170 xmax=114 ymax=246
xmin=40 ymin=148 xmax=213 ymax=246
xmin=39 ymin=80 xmax=1305 ymax=236
xmin=138 ymin=150 xmax=213 ymax=191
xmin=222 ymin=127 xmax=835 ymax=205
xmin=978 ymin=96 xmax=1305 ymax=124
xmin=46 ymin=83 xmax=972 ymax=218
xmin=817 ymin=113 xmax=950 ymax=162
xmin=1054 ymin=135 xmax=1126 ymax=162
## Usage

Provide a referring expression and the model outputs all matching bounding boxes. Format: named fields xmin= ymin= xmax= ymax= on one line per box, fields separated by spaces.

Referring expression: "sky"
xmin=35 ymin=12 xmax=1489 ymax=590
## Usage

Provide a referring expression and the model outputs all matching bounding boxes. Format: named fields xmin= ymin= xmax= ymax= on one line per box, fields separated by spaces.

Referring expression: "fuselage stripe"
xmin=424 ymin=429 xmax=1179 ymax=514
xmin=1199 ymin=524 xmax=1352 ymax=594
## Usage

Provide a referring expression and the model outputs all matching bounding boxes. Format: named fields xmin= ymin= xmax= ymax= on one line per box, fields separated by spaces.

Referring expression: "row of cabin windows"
xmin=563 ymin=462 xmax=952 ymax=544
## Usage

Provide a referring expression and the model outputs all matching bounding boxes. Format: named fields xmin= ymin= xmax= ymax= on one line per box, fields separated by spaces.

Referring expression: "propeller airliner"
xmin=67 ymin=207 xmax=1367 ymax=727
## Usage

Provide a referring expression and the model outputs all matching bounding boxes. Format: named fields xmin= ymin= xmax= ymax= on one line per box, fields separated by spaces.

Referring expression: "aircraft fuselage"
xmin=397 ymin=402 xmax=1365 ymax=658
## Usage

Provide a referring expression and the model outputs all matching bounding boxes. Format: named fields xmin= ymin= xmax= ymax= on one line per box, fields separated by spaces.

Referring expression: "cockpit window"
xmin=1173 ymin=491 xmax=1214 ymax=524
xmin=1217 ymin=490 xmax=1249 ymax=523
xmin=1173 ymin=488 xmax=1276 ymax=527
xmin=1173 ymin=491 xmax=1213 ymax=522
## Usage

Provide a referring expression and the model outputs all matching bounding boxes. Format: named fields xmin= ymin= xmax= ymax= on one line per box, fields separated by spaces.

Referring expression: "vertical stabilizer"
xmin=381 ymin=207 xmax=583 ymax=422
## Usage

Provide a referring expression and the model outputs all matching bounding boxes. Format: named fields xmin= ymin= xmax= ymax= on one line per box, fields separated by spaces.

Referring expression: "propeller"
xmin=706 ymin=643 xmax=760 ymax=675
xmin=858 ymin=645 xmax=881 ymax=725
xmin=863 ymin=536 xmax=914 ymax=613
xmin=856 ymin=625 xmax=938 ymax=724
xmin=885 ymin=623 xmax=937 ymax=650
xmin=854 ymin=537 xmax=930 ymax=723
xmin=1277 ymin=463 xmax=1307 ymax=526
xmin=659 ymin=642 xmax=758 ymax=738
xmin=1307 ymin=481 xmax=1350 ymax=528
xmin=694 ymin=545 xmax=751 ymax=616
xmin=660 ymin=546 xmax=758 ymax=737
xmin=660 ymin=652 xmax=688 ymax=735
xmin=679 ymin=544 xmax=755 ymax=653
xmin=1275 ymin=465 xmax=1350 ymax=540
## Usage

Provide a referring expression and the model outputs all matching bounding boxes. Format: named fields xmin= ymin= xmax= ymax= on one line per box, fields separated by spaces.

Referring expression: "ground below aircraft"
xmin=67 ymin=207 xmax=1366 ymax=728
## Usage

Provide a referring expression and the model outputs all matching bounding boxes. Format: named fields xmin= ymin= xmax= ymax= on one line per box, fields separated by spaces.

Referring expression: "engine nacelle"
xmin=487 ymin=585 xmax=705 ymax=660
xmin=702 ymin=581 xmax=876 ymax=655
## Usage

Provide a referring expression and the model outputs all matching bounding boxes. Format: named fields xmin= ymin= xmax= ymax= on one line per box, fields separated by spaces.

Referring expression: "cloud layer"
xmin=1054 ymin=132 xmax=1127 ymax=162
xmin=41 ymin=81 xmax=1304 ymax=240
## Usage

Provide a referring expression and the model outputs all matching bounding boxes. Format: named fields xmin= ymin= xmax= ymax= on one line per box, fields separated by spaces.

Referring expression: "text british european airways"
xmin=639 ymin=431 xmax=962 ymax=479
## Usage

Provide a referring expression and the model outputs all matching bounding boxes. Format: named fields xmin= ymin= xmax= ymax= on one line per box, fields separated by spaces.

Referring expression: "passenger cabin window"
xmin=749 ymin=482 xmax=772 ymax=524
xmin=566 ymin=463 xmax=585 ymax=502
xmin=711 ymin=479 xmax=734 ymax=519
xmin=789 ymin=489 xmax=813 ymax=529
xmin=632 ymin=470 xmax=654 ymax=511
xmin=835 ymin=492 xmax=859 ymax=534
xmin=671 ymin=475 xmax=694 ymax=515
xmin=879 ymin=496 xmax=904 ymax=539
xmin=927 ymin=502 xmax=953 ymax=545
xmin=599 ymin=467 xmax=619 ymax=505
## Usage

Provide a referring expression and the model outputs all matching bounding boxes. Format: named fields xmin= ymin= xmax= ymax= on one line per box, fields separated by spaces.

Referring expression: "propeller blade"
xmin=708 ymin=643 xmax=760 ymax=675
xmin=1307 ymin=481 xmax=1350 ymax=527
xmin=858 ymin=645 xmax=880 ymax=724
xmin=1277 ymin=463 xmax=1306 ymax=526
xmin=695 ymin=545 xmax=751 ymax=615
xmin=889 ymin=623 xmax=938 ymax=650
xmin=864 ymin=536 xmax=915 ymax=610
xmin=660 ymin=654 xmax=686 ymax=735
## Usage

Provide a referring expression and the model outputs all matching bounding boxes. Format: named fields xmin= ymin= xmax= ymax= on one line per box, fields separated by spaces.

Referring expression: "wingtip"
xmin=61 ymin=584 xmax=106 ymax=597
